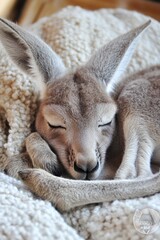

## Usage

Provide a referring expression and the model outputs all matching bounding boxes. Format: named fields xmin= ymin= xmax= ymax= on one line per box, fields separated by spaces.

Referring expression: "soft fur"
xmin=0 ymin=6 xmax=160 ymax=239
xmin=1 ymin=14 xmax=160 ymax=211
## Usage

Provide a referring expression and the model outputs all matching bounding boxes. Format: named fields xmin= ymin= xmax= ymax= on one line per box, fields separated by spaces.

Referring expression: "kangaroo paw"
xmin=115 ymin=165 xmax=137 ymax=179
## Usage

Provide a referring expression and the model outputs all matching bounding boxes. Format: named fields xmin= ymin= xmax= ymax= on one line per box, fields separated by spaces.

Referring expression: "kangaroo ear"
xmin=82 ymin=21 xmax=151 ymax=95
xmin=0 ymin=18 xmax=66 ymax=94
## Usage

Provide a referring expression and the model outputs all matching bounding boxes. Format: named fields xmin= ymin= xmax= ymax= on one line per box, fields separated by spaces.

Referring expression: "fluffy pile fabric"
xmin=0 ymin=6 xmax=160 ymax=240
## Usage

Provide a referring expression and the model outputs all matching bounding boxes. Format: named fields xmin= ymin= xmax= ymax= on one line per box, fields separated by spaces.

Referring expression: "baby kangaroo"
xmin=0 ymin=18 xmax=160 ymax=211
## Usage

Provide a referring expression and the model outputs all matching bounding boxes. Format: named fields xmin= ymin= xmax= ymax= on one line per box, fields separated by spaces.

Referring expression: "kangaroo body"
xmin=0 ymin=18 xmax=160 ymax=211
xmin=115 ymin=66 xmax=160 ymax=178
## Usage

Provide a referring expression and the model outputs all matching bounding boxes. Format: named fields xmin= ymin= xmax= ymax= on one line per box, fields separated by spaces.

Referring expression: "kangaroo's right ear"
xmin=0 ymin=18 xmax=66 ymax=94
xmin=79 ymin=20 xmax=151 ymax=95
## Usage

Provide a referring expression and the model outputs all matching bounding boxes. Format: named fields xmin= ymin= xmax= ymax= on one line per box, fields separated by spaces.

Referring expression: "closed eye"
xmin=98 ymin=121 xmax=112 ymax=127
xmin=48 ymin=122 xmax=66 ymax=130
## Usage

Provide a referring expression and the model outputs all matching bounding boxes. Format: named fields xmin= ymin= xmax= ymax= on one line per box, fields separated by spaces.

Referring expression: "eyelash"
xmin=48 ymin=121 xmax=111 ymax=129
xmin=98 ymin=121 xmax=112 ymax=127
xmin=47 ymin=122 xmax=66 ymax=130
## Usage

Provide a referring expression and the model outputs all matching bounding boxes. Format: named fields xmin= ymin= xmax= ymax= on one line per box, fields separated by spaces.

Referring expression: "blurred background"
xmin=0 ymin=0 xmax=160 ymax=26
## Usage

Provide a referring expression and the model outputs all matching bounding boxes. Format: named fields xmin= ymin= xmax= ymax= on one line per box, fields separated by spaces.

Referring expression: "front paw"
xmin=26 ymin=132 xmax=62 ymax=176
xmin=114 ymin=165 xmax=137 ymax=179
xmin=18 ymin=169 xmax=73 ymax=212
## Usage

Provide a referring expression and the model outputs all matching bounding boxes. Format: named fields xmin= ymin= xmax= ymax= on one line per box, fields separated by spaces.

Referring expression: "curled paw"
xmin=114 ymin=166 xmax=137 ymax=179
xmin=26 ymin=132 xmax=62 ymax=176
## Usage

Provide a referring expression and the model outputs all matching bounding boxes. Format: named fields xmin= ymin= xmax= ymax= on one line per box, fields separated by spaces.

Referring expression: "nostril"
xmin=74 ymin=162 xmax=86 ymax=173
xmin=90 ymin=161 xmax=99 ymax=173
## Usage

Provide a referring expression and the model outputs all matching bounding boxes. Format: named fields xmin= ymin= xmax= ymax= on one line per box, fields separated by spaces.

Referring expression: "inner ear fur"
xmin=0 ymin=18 xmax=66 ymax=95
xmin=81 ymin=21 xmax=151 ymax=95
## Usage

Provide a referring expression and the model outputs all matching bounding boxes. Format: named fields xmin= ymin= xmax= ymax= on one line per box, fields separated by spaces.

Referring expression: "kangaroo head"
xmin=0 ymin=18 xmax=150 ymax=180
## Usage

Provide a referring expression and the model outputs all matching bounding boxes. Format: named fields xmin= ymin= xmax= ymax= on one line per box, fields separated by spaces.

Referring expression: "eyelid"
xmin=48 ymin=122 xmax=66 ymax=129
xmin=98 ymin=121 xmax=112 ymax=127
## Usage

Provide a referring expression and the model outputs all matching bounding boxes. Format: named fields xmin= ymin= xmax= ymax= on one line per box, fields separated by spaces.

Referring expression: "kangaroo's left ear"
xmin=80 ymin=20 xmax=151 ymax=95
xmin=0 ymin=18 xmax=66 ymax=95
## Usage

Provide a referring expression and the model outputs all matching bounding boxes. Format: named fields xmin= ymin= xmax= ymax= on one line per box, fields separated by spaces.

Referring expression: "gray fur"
xmin=1 ymin=18 xmax=160 ymax=211
xmin=84 ymin=21 xmax=151 ymax=93
xmin=0 ymin=18 xmax=66 ymax=93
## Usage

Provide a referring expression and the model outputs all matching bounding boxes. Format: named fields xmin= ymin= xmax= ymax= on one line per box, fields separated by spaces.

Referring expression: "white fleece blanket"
xmin=0 ymin=6 xmax=160 ymax=240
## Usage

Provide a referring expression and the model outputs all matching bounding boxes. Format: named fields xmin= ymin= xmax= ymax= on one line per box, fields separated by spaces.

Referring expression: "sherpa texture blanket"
xmin=0 ymin=6 xmax=160 ymax=240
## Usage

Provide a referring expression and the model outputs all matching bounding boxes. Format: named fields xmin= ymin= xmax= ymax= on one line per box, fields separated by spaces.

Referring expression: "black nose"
xmin=74 ymin=161 xmax=99 ymax=173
